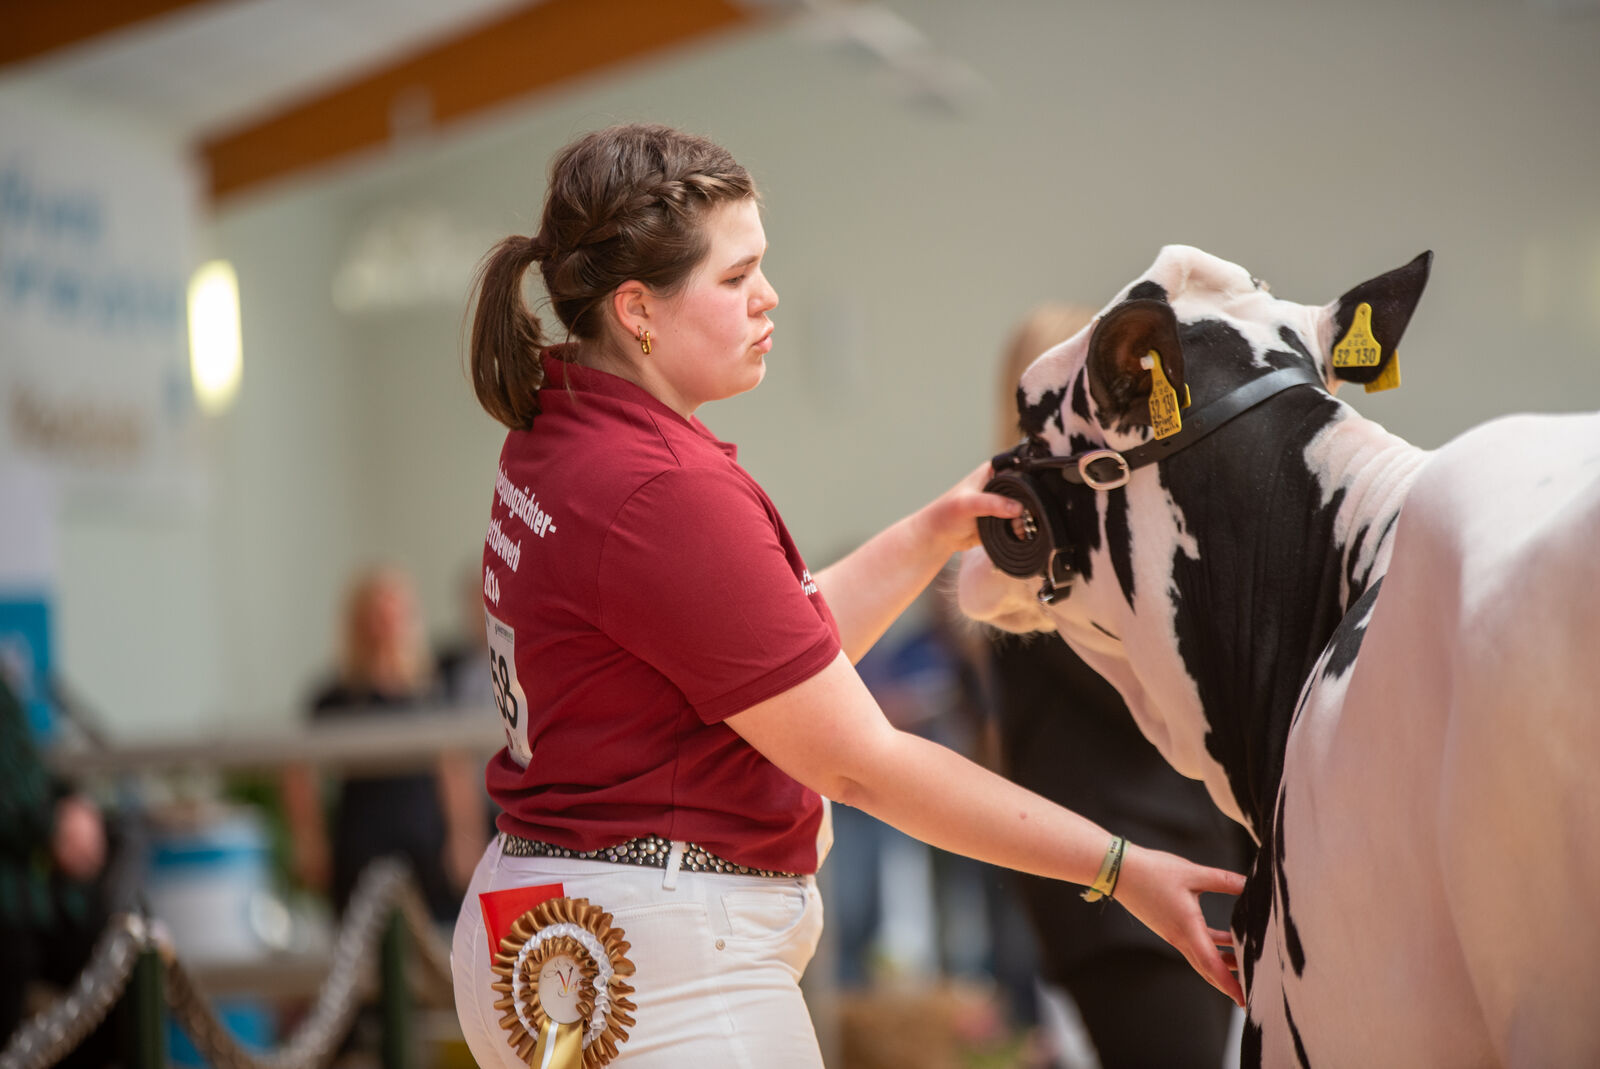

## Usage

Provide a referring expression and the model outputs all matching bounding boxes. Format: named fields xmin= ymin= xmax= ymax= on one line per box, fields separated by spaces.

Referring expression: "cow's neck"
xmin=1160 ymin=393 xmax=1428 ymax=834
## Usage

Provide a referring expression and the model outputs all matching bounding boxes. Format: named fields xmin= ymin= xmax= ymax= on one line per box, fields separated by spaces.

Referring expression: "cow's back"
xmin=1426 ymin=411 xmax=1600 ymax=1065
xmin=1259 ymin=411 xmax=1600 ymax=1067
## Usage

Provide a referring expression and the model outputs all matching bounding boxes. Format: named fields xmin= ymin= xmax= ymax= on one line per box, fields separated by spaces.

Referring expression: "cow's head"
xmin=959 ymin=244 xmax=1430 ymax=829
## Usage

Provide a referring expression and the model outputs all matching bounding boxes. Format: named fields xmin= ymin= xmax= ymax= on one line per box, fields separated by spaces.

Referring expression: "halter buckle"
xmin=1077 ymin=449 xmax=1131 ymax=491
xmin=1036 ymin=548 xmax=1076 ymax=604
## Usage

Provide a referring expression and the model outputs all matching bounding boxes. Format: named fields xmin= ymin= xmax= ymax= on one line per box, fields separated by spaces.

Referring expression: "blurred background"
xmin=2 ymin=1 xmax=1597 ymax=1066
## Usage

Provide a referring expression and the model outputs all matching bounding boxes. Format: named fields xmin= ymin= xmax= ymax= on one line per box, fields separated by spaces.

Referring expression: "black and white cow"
xmin=958 ymin=245 xmax=1600 ymax=1067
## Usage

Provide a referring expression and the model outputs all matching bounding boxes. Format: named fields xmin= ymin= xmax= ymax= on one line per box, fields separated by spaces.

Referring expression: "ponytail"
xmin=469 ymin=234 xmax=546 ymax=431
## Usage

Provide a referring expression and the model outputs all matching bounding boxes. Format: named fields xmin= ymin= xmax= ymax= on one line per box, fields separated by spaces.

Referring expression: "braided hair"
xmin=469 ymin=124 xmax=757 ymax=430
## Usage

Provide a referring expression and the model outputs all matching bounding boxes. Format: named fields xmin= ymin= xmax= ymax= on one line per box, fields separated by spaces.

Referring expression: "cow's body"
xmin=958 ymin=246 xmax=1600 ymax=1066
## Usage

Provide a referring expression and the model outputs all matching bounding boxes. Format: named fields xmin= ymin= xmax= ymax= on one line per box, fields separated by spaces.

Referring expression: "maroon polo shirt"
xmin=480 ymin=354 xmax=840 ymax=874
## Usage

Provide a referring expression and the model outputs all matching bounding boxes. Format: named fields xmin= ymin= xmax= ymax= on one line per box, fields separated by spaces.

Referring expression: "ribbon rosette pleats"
xmin=490 ymin=897 xmax=637 ymax=1067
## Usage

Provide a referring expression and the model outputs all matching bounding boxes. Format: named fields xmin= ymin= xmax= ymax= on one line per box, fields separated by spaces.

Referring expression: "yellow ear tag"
xmin=1332 ymin=302 xmax=1382 ymax=368
xmin=1365 ymin=350 xmax=1401 ymax=392
xmin=1147 ymin=349 xmax=1183 ymax=439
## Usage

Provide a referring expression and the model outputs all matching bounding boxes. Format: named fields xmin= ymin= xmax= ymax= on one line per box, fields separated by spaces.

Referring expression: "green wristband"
xmin=1081 ymin=834 xmax=1126 ymax=902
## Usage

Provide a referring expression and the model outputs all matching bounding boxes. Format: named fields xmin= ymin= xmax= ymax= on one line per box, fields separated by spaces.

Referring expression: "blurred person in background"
xmin=984 ymin=305 xmax=1255 ymax=1068
xmin=0 ymin=672 xmax=113 ymax=1065
xmin=281 ymin=565 xmax=486 ymax=924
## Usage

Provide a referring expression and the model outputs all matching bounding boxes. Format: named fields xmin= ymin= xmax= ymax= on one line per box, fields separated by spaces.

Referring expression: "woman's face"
xmin=647 ymin=198 xmax=778 ymax=416
xmin=355 ymin=574 xmax=416 ymax=656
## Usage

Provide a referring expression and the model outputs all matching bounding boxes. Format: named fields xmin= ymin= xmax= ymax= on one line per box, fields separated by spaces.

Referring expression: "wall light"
xmin=188 ymin=260 xmax=242 ymax=415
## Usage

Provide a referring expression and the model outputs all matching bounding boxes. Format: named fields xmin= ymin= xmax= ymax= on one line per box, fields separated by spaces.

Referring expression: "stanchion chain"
xmin=2 ymin=858 xmax=456 ymax=1069
xmin=168 ymin=857 xmax=418 ymax=1069
xmin=393 ymin=876 xmax=455 ymax=1004
xmin=0 ymin=914 xmax=147 ymax=1069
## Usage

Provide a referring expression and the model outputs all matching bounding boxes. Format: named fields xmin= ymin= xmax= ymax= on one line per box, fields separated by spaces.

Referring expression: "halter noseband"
xmin=978 ymin=365 xmax=1326 ymax=604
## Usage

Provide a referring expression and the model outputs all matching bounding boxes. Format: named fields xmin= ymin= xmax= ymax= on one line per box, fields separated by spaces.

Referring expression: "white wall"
xmin=23 ymin=0 xmax=1600 ymax=735
xmin=204 ymin=189 xmax=368 ymax=726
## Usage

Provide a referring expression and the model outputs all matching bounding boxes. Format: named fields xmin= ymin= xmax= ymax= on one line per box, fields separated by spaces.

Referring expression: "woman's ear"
xmin=611 ymin=281 xmax=651 ymax=339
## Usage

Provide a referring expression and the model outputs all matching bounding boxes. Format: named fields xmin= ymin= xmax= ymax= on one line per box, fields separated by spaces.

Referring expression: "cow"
xmin=957 ymin=245 xmax=1600 ymax=1067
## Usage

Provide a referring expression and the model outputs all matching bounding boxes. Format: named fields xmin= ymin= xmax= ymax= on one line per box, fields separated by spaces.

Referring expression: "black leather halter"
xmin=979 ymin=365 xmax=1326 ymax=603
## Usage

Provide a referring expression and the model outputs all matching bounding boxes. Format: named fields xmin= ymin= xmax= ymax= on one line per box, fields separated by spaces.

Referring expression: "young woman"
xmin=282 ymin=566 xmax=486 ymax=922
xmin=451 ymin=123 xmax=1242 ymax=1068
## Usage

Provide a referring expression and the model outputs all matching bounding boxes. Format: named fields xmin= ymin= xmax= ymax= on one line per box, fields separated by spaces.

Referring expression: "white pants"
xmin=451 ymin=838 xmax=825 ymax=1068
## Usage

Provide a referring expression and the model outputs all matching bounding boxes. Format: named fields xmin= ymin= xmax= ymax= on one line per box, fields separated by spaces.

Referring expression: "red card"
xmin=480 ymin=882 xmax=565 ymax=957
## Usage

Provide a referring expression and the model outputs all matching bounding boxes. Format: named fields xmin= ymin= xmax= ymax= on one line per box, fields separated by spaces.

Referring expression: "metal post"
xmin=380 ymin=910 xmax=413 ymax=1069
xmin=127 ymin=945 xmax=166 ymax=1069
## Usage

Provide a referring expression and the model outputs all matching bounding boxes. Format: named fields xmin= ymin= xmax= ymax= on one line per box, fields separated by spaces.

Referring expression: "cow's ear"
xmin=1327 ymin=251 xmax=1432 ymax=388
xmin=1086 ymin=298 xmax=1187 ymax=434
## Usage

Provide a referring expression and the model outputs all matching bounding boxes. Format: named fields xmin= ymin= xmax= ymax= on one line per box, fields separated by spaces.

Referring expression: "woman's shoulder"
xmin=507 ymin=392 xmax=714 ymax=469
xmin=623 ymin=457 xmax=768 ymax=523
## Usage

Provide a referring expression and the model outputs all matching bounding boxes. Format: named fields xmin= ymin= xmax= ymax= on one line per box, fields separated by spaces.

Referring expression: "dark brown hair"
xmin=469 ymin=124 xmax=757 ymax=430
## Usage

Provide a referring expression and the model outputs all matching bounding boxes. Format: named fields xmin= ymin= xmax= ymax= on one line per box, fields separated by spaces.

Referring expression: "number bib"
xmin=485 ymin=608 xmax=532 ymax=767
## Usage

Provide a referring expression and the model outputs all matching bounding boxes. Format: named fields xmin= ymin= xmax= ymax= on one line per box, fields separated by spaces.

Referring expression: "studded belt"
xmin=499 ymin=831 xmax=802 ymax=879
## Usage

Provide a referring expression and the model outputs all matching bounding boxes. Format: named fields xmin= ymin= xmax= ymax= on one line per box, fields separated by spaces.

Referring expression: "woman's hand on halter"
xmin=913 ymin=462 xmax=1023 ymax=555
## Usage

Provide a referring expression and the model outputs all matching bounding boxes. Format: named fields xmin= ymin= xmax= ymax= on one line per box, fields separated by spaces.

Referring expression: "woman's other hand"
xmin=1114 ymin=842 xmax=1247 ymax=1006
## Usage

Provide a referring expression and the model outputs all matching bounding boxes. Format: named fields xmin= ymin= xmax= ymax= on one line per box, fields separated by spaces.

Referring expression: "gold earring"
xmin=638 ymin=327 xmax=651 ymax=355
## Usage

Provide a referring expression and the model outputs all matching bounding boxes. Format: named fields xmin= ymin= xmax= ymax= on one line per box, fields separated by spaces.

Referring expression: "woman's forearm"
xmin=728 ymin=653 xmax=1106 ymax=886
xmin=815 ymin=512 xmax=950 ymax=662
xmin=834 ymin=724 xmax=1110 ymax=886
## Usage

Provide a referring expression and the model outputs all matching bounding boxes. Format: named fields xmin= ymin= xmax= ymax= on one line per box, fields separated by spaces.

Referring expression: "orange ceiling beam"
xmin=0 ymin=0 xmax=221 ymax=67
xmin=199 ymin=0 xmax=761 ymax=204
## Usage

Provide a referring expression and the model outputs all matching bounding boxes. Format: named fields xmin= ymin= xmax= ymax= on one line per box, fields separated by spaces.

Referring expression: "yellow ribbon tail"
xmin=532 ymin=1019 xmax=586 ymax=1069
